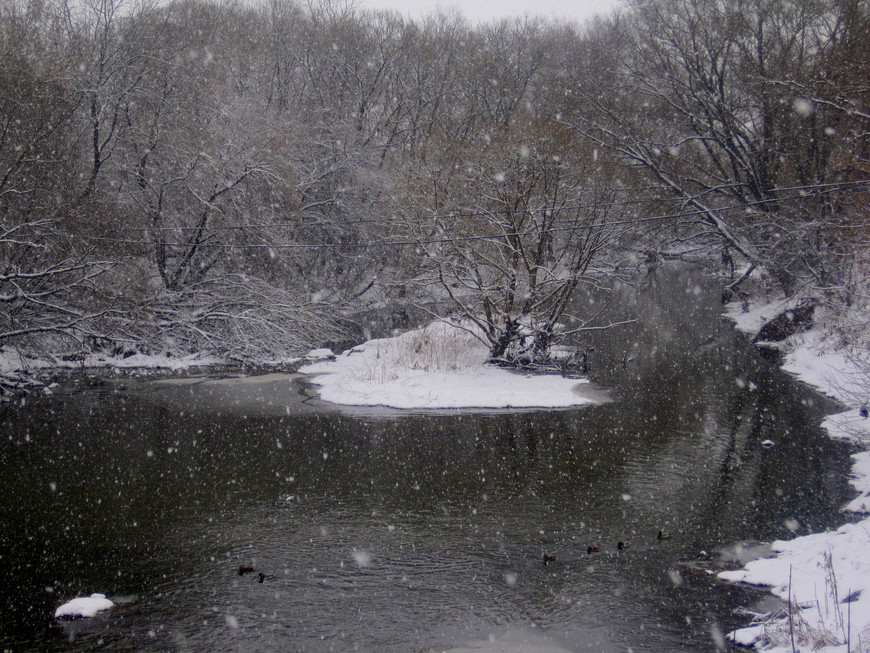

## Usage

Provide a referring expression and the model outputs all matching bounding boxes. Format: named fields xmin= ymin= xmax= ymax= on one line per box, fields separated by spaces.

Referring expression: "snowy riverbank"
xmin=299 ymin=320 xmax=598 ymax=410
xmin=0 ymin=347 xmax=305 ymax=397
xmin=0 ymin=349 xmax=226 ymax=374
xmin=722 ymin=298 xmax=870 ymax=652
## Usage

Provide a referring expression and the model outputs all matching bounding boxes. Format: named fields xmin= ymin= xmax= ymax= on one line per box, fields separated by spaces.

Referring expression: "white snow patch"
xmin=780 ymin=330 xmax=867 ymax=406
xmin=724 ymin=295 xmax=792 ymax=335
xmin=846 ymin=451 xmax=870 ymax=514
xmin=54 ymin=593 xmax=114 ymax=618
xmin=80 ymin=351 xmax=226 ymax=370
xmin=0 ymin=348 xmax=225 ymax=374
xmin=719 ymin=523 xmax=870 ymax=651
xmin=726 ymin=623 xmax=764 ymax=647
xmin=299 ymin=320 xmax=596 ymax=410
xmin=305 ymin=348 xmax=335 ymax=360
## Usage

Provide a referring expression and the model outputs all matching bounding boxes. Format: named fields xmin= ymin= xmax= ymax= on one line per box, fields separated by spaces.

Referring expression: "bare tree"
xmin=0 ymin=6 xmax=115 ymax=354
xmin=566 ymin=0 xmax=869 ymax=300
xmin=5 ymin=0 xmax=862 ymax=372
xmin=399 ymin=119 xmax=625 ymax=364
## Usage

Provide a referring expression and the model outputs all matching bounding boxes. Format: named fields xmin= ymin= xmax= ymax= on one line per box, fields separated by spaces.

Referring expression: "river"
xmin=0 ymin=265 xmax=857 ymax=651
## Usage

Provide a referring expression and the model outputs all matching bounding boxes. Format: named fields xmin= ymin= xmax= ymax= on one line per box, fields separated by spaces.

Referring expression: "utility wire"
xmin=85 ymin=179 xmax=870 ymax=251
xmin=108 ymin=186 xmax=672 ymax=232
xmin=108 ymin=178 xmax=870 ymax=233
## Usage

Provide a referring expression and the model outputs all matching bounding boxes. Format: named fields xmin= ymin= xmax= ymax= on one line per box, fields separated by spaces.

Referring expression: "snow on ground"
xmin=0 ymin=348 xmax=227 ymax=374
xmin=72 ymin=351 xmax=228 ymax=370
xmin=299 ymin=320 xmax=596 ymax=410
xmin=54 ymin=593 xmax=114 ymax=619
xmin=782 ymin=331 xmax=866 ymax=409
xmin=726 ymin=295 xmax=795 ymax=336
xmin=0 ymin=347 xmax=308 ymax=387
xmin=304 ymin=348 xmax=335 ymax=360
xmin=722 ymin=299 xmax=870 ymax=652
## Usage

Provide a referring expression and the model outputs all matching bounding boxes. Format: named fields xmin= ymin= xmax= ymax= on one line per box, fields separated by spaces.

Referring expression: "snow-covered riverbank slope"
xmin=299 ymin=320 xmax=598 ymax=410
xmin=722 ymin=298 xmax=870 ymax=652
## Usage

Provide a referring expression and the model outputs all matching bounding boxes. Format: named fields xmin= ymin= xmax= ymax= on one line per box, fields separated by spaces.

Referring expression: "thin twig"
xmin=789 ymin=565 xmax=796 ymax=653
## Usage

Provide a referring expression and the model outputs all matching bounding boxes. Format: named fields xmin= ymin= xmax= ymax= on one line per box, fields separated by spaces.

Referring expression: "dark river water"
xmin=0 ymin=265 xmax=857 ymax=652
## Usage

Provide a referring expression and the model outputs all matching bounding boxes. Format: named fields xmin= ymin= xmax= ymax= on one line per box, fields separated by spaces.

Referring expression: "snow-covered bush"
xmin=351 ymin=321 xmax=486 ymax=383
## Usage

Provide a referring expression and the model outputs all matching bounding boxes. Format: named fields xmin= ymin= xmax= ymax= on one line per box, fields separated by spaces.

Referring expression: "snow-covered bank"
xmin=0 ymin=348 xmax=227 ymax=375
xmin=722 ymin=298 xmax=870 ymax=652
xmin=299 ymin=320 xmax=598 ymax=410
xmin=0 ymin=347 xmax=306 ymax=398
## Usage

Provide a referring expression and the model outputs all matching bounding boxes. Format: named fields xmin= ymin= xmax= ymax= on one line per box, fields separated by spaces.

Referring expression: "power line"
xmin=84 ymin=179 xmax=870 ymax=251
xmin=106 ymin=178 xmax=870 ymax=233
xmin=106 ymin=185 xmax=667 ymax=232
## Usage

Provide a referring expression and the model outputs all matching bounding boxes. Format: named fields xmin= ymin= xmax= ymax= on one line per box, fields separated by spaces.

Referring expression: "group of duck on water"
xmin=55 ymin=530 xmax=676 ymax=618
xmin=542 ymin=530 xmax=672 ymax=565
xmin=237 ymin=531 xmax=675 ymax=580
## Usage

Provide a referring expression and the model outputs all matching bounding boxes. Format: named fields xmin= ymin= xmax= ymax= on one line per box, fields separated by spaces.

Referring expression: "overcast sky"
xmin=357 ymin=0 xmax=622 ymax=24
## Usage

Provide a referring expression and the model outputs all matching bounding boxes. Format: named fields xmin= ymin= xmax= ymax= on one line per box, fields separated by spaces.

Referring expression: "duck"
xmin=657 ymin=531 xmax=672 ymax=541
xmin=586 ymin=545 xmax=600 ymax=554
xmin=238 ymin=566 xmax=255 ymax=576
xmin=258 ymin=573 xmax=276 ymax=583
xmin=617 ymin=541 xmax=629 ymax=551
xmin=542 ymin=554 xmax=557 ymax=565
xmin=860 ymin=406 xmax=868 ymax=419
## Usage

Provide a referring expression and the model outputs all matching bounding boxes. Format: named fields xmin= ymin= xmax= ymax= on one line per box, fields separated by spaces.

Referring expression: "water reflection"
xmin=0 ymin=265 xmax=857 ymax=652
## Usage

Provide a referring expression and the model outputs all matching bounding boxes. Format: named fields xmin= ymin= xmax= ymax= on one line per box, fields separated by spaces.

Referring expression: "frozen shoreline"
xmin=0 ymin=349 xmax=228 ymax=375
xmin=721 ymin=299 xmax=870 ymax=651
xmin=0 ymin=348 xmax=304 ymax=398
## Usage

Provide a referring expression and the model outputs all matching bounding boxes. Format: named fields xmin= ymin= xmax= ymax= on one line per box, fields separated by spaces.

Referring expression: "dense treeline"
xmin=0 ymin=0 xmax=867 ymax=367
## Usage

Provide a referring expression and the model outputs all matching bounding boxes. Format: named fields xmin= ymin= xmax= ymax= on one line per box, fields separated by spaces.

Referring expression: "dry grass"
xmin=738 ymin=553 xmax=855 ymax=651
xmin=351 ymin=321 xmax=485 ymax=384
xmin=753 ymin=604 xmax=841 ymax=650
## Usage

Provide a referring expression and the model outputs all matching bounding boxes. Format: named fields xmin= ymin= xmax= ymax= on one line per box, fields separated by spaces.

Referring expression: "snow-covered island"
xmin=299 ymin=319 xmax=598 ymax=410
xmin=721 ymin=298 xmax=870 ymax=652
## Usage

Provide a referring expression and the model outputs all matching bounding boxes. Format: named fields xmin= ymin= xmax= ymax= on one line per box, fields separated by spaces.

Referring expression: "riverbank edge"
xmin=720 ymin=297 xmax=870 ymax=651
xmin=0 ymin=348 xmax=313 ymax=399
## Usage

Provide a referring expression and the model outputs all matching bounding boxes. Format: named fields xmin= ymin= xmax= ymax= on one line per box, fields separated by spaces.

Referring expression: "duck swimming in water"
xmin=657 ymin=531 xmax=672 ymax=541
xmin=258 ymin=573 xmax=276 ymax=583
xmin=238 ymin=566 xmax=255 ymax=576
xmin=586 ymin=545 xmax=600 ymax=554
xmin=617 ymin=541 xmax=629 ymax=551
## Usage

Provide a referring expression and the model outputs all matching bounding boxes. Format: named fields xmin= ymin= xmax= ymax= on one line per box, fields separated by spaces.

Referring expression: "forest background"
xmin=1 ymin=0 xmax=867 ymax=383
